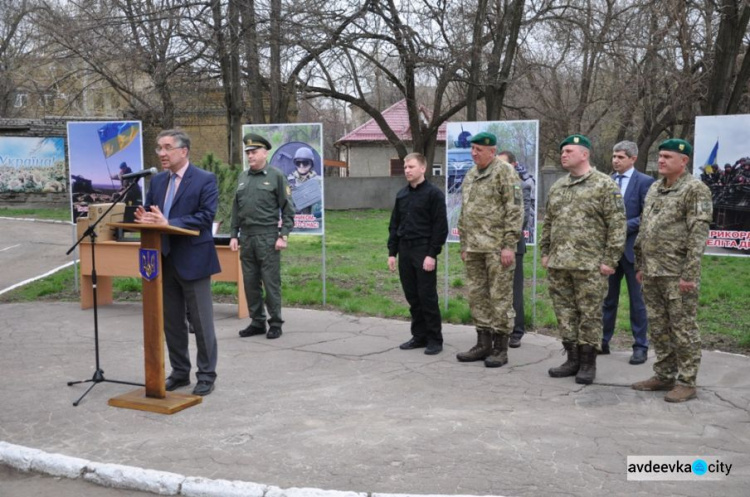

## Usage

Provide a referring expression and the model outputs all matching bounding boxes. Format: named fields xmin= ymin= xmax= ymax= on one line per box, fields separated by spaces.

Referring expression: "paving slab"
xmin=1 ymin=301 xmax=749 ymax=496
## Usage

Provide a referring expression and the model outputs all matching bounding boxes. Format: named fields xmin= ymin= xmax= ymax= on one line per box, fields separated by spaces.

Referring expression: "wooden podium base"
xmin=108 ymin=388 xmax=202 ymax=414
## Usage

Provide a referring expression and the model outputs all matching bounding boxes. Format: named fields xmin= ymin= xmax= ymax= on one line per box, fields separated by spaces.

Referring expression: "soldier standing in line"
xmin=388 ymin=152 xmax=449 ymax=355
xmin=540 ymin=134 xmax=626 ymax=384
xmin=230 ymin=133 xmax=296 ymax=340
xmin=497 ymin=150 xmax=533 ymax=348
xmin=456 ymin=132 xmax=523 ymax=368
xmin=631 ymin=139 xmax=712 ymax=403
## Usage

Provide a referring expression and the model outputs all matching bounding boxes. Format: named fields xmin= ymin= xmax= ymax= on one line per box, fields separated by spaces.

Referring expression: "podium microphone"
xmin=121 ymin=167 xmax=158 ymax=180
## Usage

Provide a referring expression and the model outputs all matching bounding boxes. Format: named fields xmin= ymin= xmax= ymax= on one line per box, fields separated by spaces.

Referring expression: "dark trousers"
xmin=512 ymin=253 xmax=525 ymax=337
xmin=398 ymin=242 xmax=443 ymax=345
xmin=602 ymin=256 xmax=649 ymax=350
xmin=162 ymin=255 xmax=218 ymax=383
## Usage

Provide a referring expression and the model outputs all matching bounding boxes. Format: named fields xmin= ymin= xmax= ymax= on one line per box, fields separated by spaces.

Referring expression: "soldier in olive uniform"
xmin=541 ymin=134 xmax=626 ymax=385
xmin=456 ymin=132 xmax=524 ymax=368
xmin=632 ymin=139 xmax=712 ymax=403
xmin=230 ymin=133 xmax=295 ymax=339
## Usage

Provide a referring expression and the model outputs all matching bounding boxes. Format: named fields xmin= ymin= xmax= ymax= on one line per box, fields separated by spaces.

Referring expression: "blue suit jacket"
xmin=145 ymin=163 xmax=221 ymax=281
xmin=616 ymin=169 xmax=655 ymax=263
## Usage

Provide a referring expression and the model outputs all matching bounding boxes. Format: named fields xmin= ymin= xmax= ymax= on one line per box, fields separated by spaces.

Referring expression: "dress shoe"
xmin=509 ymin=335 xmax=522 ymax=348
xmin=192 ymin=380 xmax=215 ymax=396
xmin=597 ymin=342 xmax=610 ymax=355
xmin=266 ymin=326 xmax=282 ymax=339
xmin=629 ymin=348 xmax=648 ymax=365
xmin=400 ymin=337 xmax=428 ymax=350
xmin=165 ymin=377 xmax=190 ymax=391
xmin=239 ymin=323 xmax=266 ymax=338
xmin=424 ymin=343 xmax=443 ymax=355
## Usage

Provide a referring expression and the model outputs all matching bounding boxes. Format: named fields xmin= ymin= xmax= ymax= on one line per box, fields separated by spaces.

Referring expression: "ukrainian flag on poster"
xmin=98 ymin=122 xmax=140 ymax=158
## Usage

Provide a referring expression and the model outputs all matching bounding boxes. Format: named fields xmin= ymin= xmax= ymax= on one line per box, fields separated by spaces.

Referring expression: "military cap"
xmin=243 ymin=133 xmax=272 ymax=151
xmin=559 ymin=134 xmax=591 ymax=150
xmin=469 ymin=132 xmax=497 ymax=147
xmin=658 ymin=138 xmax=692 ymax=157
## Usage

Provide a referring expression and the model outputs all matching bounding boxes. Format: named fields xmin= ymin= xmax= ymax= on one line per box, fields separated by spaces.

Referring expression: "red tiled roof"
xmin=336 ymin=99 xmax=447 ymax=144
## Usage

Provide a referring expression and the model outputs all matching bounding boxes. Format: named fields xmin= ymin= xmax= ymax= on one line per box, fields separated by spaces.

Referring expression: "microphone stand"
xmin=66 ymin=178 xmax=145 ymax=406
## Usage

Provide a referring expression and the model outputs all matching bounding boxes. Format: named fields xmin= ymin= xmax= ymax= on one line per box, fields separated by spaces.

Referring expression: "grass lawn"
xmin=2 ymin=208 xmax=748 ymax=353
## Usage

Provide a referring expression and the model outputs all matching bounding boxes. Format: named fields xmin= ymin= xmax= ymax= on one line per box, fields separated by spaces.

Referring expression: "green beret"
xmin=243 ymin=133 xmax=272 ymax=151
xmin=559 ymin=134 xmax=591 ymax=150
xmin=658 ymin=138 xmax=692 ymax=157
xmin=469 ymin=132 xmax=497 ymax=147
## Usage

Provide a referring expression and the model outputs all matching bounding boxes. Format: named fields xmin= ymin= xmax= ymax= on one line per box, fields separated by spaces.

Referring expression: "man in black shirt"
xmin=388 ymin=152 xmax=449 ymax=355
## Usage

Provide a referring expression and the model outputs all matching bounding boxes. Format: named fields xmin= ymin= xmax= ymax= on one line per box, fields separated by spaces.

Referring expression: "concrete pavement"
xmin=1 ymin=301 xmax=749 ymax=496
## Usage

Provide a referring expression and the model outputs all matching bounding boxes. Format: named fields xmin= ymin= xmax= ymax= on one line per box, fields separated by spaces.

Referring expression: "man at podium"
xmin=135 ymin=129 xmax=221 ymax=397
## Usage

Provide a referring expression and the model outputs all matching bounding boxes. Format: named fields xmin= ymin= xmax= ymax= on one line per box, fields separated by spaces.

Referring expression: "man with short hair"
xmin=388 ymin=152 xmax=449 ymax=355
xmin=456 ymin=132 xmax=523 ymax=368
xmin=541 ymin=134 xmax=626 ymax=385
xmin=134 ymin=129 xmax=221 ymax=397
xmin=632 ymin=139 xmax=712 ymax=403
xmin=230 ymin=133 xmax=295 ymax=340
xmin=497 ymin=150 xmax=532 ymax=348
xmin=601 ymin=141 xmax=654 ymax=364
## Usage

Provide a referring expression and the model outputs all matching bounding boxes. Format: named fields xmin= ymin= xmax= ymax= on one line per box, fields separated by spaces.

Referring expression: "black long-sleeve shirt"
xmin=388 ymin=179 xmax=449 ymax=258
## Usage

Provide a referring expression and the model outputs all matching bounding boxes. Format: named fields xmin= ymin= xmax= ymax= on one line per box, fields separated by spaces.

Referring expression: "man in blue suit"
xmin=601 ymin=141 xmax=654 ymax=364
xmin=135 ymin=129 xmax=221 ymax=396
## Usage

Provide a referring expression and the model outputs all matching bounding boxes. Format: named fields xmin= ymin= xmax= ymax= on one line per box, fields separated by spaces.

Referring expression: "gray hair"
xmin=613 ymin=140 xmax=638 ymax=158
xmin=157 ymin=129 xmax=191 ymax=151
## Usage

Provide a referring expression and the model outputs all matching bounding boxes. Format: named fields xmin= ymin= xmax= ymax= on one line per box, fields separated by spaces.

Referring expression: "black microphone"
xmin=121 ymin=167 xmax=158 ymax=180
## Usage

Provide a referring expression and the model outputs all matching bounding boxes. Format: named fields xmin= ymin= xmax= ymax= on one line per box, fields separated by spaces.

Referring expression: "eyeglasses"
xmin=154 ymin=145 xmax=185 ymax=154
xmin=295 ymin=160 xmax=313 ymax=167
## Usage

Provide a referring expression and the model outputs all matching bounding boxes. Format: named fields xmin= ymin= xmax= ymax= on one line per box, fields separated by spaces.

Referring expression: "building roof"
xmin=336 ymin=99 xmax=447 ymax=145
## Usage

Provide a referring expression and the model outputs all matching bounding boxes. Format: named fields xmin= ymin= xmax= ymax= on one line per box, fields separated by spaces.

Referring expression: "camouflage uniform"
xmin=458 ymin=157 xmax=523 ymax=336
xmin=231 ymin=164 xmax=295 ymax=328
xmin=634 ymin=172 xmax=712 ymax=387
xmin=540 ymin=169 xmax=626 ymax=347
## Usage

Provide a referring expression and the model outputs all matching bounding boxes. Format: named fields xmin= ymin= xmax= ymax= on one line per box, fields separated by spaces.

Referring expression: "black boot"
xmin=457 ymin=329 xmax=492 ymax=362
xmin=484 ymin=334 xmax=509 ymax=368
xmin=548 ymin=341 xmax=579 ymax=378
xmin=575 ymin=344 xmax=597 ymax=384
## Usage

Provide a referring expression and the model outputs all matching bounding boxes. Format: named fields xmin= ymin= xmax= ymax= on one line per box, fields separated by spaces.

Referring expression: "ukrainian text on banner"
xmin=694 ymin=114 xmax=750 ymax=257
xmin=241 ymin=123 xmax=324 ymax=236
xmin=445 ymin=120 xmax=539 ymax=245
xmin=0 ymin=137 xmax=66 ymax=193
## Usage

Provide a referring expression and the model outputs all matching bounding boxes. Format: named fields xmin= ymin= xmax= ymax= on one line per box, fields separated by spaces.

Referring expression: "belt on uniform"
xmin=399 ymin=238 xmax=430 ymax=247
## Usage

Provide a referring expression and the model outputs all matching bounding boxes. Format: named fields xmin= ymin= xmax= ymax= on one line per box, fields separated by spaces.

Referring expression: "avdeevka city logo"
xmin=692 ymin=459 xmax=708 ymax=475
xmin=139 ymin=249 xmax=159 ymax=281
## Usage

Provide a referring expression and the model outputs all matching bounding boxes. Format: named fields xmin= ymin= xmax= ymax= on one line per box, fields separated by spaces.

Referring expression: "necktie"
xmin=163 ymin=173 xmax=177 ymax=220
xmin=616 ymin=174 xmax=625 ymax=187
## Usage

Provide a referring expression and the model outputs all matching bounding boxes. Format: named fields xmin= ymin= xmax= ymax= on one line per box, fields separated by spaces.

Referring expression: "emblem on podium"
xmin=139 ymin=249 xmax=159 ymax=281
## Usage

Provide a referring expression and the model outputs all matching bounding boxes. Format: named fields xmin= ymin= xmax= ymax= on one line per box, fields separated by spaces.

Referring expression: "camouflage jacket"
xmin=230 ymin=164 xmax=295 ymax=237
xmin=540 ymin=168 xmax=626 ymax=270
xmin=458 ymin=157 xmax=523 ymax=252
xmin=634 ymin=172 xmax=712 ymax=281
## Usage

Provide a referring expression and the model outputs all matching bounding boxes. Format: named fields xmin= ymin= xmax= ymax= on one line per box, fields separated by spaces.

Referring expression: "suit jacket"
xmin=615 ymin=169 xmax=655 ymax=263
xmin=145 ymin=163 xmax=221 ymax=281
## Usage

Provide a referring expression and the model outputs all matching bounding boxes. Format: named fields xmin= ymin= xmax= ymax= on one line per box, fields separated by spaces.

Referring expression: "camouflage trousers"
xmin=547 ymin=268 xmax=607 ymax=348
xmin=642 ymin=276 xmax=701 ymax=387
xmin=464 ymin=251 xmax=515 ymax=335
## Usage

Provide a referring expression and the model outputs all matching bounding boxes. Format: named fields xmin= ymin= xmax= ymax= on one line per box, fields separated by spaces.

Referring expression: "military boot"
xmin=664 ymin=385 xmax=697 ymax=403
xmin=575 ymin=344 xmax=597 ymax=384
xmin=456 ymin=329 xmax=492 ymax=362
xmin=548 ymin=341 xmax=579 ymax=378
xmin=484 ymin=334 xmax=509 ymax=368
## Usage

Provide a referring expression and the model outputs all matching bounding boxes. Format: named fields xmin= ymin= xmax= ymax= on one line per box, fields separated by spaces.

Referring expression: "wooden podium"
xmin=106 ymin=222 xmax=203 ymax=414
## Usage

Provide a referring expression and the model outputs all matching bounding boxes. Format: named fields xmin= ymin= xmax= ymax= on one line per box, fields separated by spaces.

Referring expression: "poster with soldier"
xmin=0 ymin=137 xmax=66 ymax=194
xmin=694 ymin=114 xmax=750 ymax=256
xmin=445 ymin=120 xmax=539 ymax=244
xmin=67 ymin=121 xmax=144 ymax=222
xmin=241 ymin=123 xmax=324 ymax=236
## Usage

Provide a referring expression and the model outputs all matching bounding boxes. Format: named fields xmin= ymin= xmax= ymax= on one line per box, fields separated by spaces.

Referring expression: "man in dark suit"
xmin=601 ymin=141 xmax=654 ymax=364
xmin=135 ymin=129 xmax=221 ymax=396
